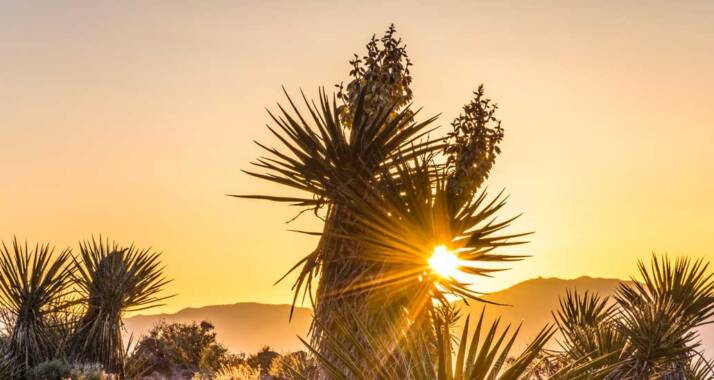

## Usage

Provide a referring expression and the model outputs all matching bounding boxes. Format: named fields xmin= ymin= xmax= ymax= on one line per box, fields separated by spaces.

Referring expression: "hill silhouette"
xmin=124 ymin=302 xmax=312 ymax=354
xmin=455 ymin=276 xmax=623 ymax=351
xmin=124 ymin=277 xmax=713 ymax=356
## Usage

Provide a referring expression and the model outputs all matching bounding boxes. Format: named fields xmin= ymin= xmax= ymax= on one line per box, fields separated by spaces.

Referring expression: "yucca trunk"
xmin=311 ymin=204 xmax=436 ymax=378
xmin=5 ymin=316 xmax=55 ymax=376
xmin=311 ymin=200 xmax=390 ymax=374
xmin=69 ymin=305 xmax=125 ymax=376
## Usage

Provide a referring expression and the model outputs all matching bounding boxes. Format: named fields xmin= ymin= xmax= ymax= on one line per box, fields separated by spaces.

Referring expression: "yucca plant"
xmin=609 ymin=255 xmax=714 ymax=379
xmin=686 ymin=355 xmax=714 ymax=380
xmin=238 ymin=26 xmax=519 ymax=372
xmin=551 ymin=290 xmax=626 ymax=371
xmin=438 ymin=309 xmax=553 ymax=380
xmin=339 ymin=154 xmax=528 ymax=304
xmin=237 ymin=80 xmax=441 ymax=360
xmin=0 ymin=238 xmax=74 ymax=376
xmin=68 ymin=237 xmax=170 ymax=376
xmin=549 ymin=256 xmax=714 ymax=380
xmin=283 ymin=151 xmax=527 ymax=376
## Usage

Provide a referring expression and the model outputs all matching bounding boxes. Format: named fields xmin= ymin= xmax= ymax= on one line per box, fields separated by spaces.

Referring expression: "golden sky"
xmin=1 ymin=1 xmax=712 ymax=314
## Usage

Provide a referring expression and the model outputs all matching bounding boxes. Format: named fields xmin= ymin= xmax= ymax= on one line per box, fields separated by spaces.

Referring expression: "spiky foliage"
xmin=548 ymin=256 xmax=714 ymax=379
xmin=68 ymin=237 xmax=170 ymax=376
xmin=0 ymin=238 xmax=74 ymax=376
xmin=341 ymin=155 xmax=528 ymax=306
xmin=239 ymin=86 xmax=438 ymax=210
xmin=686 ymin=355 xmax=714 ymax=380
xmin=610 ymin=255 xmax=714 ymax=379
xmin=552 ymin=290 xmax=626 ymax=370
xmin=295 ymin=153 xmax=528 ymax=374
xmin=439 ymin=309 xmax=555 ymax=380
xmin=236 ymin=85 xmax=440 ymax=337
xmin=300 ymin=306 xmax=567 ymax=380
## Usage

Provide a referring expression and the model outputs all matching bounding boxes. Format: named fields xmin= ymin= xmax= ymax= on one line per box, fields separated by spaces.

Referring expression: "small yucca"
xmin=549 ymin=255 xmax=714 ymax=379
xmin=0 ymin=238 xmax=74 ymax=376
xmin=68 ymin=237 xmax=170 ymax=376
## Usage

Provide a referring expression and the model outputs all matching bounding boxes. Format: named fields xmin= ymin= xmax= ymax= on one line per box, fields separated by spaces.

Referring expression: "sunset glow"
xmin=1 ymin=2 xmax=713 ymax=376
xmin=1 ymin=1 xmax=712 ymax=316
xmin=429 ymin=245 xmax=461 ymax=279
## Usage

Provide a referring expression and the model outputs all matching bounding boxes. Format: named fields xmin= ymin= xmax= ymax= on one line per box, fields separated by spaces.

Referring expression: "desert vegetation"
xmin=1 ymin=25 xmax=712 ymax=380
xmin=0 ymin=237 xmax=169 ymax=379
xmin=238 ymin=25 xmax=714 ymax=379
xmin=131 ymin=320 xmax=315 ymax=379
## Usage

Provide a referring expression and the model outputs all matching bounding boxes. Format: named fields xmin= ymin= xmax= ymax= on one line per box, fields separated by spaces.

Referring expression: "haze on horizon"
xmin=1 ymin=1 xmax=712 ymax=314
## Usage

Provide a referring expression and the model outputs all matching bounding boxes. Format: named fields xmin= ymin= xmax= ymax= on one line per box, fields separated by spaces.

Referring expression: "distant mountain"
xmin=455 ymin=276 xmax=623 ymax=351
xmin=456 ymin=276 xmax=713 ymax=357
xmin=123 ymin=277 xmax=713 ymax=356
xmin=124 ymin=303 xmax=312 ymax=354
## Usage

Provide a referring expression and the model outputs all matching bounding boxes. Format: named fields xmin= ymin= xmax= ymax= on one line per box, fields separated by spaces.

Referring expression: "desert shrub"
xmin=134 ymin=320 xmax=242 ymax=378
xmin=268 ymin=351 xmax=317 ymax=380
xmin=124 ymin=345 xmax=151 ymax=380
xmin=30 ymin=362 xmax=111 ymax=380
xmin=29 ymin=360 xmax=71 ymax=380
xmin=192 ymin=363 xmax=260 ymax=380
xmin=246 ymin=346 xmax=279 ymax=375
xmin=69 ymin=363 xmax=110 ymax=380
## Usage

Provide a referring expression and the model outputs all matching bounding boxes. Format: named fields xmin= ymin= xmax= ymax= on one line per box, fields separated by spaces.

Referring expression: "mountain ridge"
xmin=123 ymin=276 xmax=712 ymax=356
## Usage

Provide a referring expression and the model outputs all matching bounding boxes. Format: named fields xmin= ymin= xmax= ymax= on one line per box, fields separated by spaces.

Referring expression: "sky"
xmin=1 ymin=1 xmax=712 ymax=314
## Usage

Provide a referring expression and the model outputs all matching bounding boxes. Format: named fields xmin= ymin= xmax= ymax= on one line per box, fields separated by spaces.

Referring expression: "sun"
xmin=428 ymin=245 xmax=461 ymax=278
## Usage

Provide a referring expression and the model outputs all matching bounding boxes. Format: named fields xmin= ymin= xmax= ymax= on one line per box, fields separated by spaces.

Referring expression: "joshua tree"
xmin=238 ymin=25 xmax=523 ymax=376
xmin=68 ymin=237 xmax=169 ymax=376
xmin=0 ymin=238 xmax=74 ymax=377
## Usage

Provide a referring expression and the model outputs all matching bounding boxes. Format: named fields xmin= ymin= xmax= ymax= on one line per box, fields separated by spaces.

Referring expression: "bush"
xmin=246 ymin=346 xmax=279 ymax=375
xmin=69 ymin=363 xmax=109 ymax=380
xmin=24 ymin=360 xmax=111 ymax=380
xmin=134 ymin=320 xmax=242 ymax=378
xmin=192 ymin=363 xmax=260 ymax=380
xmin=29 ymin=360 xmax=71 ymax=380
xmin=268 ymin=351 xmax=317 ymax=380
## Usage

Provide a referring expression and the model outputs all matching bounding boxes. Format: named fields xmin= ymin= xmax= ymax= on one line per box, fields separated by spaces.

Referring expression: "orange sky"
xmin=1 ymin=1 xmax=712 ymax=314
